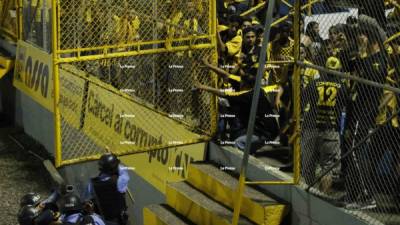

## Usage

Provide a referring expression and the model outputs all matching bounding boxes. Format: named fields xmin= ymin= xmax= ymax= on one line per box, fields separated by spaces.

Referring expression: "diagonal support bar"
xmin=231 ymin=0 xmax=277 ymax=224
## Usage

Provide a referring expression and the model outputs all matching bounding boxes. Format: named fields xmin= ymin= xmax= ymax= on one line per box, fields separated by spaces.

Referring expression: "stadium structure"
xmin=0 ymin=0 xmax=399 ymax=224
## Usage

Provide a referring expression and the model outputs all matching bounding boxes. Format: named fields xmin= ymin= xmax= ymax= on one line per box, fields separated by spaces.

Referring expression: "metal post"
xmin=51 ymin=0 xmax=62 ymax=167
xmin=42 ymin=0 xmax=47 ymax=51
xmin=152 ymin=0 xmax=157 ymax=106
xmin=296 ymin=61 xmax=400 ymax=95
xmin=211 ymin=0 xmax=219 ymax=134
xmin=292 ymin=0 xmax=301 ymax=184
xmin=231 ymin=0 xmax=276 ymax=224
xmin=240 ymin=2 xmax=266 ymax=17
xmin=17 ymin=0 xmax=23 ymax=39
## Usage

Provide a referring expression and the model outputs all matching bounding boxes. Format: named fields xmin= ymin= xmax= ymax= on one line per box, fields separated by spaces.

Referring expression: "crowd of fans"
xmin=196 ymin=0 xmax=400 ymax=211
xmin=197 ymin=0 xmax=295 ymax=155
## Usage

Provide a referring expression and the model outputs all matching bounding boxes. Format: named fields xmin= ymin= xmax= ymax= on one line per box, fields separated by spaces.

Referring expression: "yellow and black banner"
xmin=14 ymin=40 xmax=53 ymax=110
xmin=121 ymin=143 xmax=205 ymax=193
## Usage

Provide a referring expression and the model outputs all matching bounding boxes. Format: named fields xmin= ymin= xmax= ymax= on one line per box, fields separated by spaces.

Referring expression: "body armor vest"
xmin=91 ymin=176 xmax=126 ymax=220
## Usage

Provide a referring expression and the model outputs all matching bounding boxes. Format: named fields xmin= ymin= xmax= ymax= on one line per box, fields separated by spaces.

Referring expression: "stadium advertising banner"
xmin=58 ymin=71 xmax=86 ymax=129
xmin=13 ymin=41 xmax=86 ymax=129
xmin=14 ymin=40 xmax=54 ymax=111
xmin=82 ymin=83 xmax=202 ymax=153
xmin=121 ymin=143 xmax=206 ymax=193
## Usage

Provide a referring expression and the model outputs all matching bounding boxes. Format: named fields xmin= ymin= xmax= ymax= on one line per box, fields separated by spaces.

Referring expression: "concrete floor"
xmin=0 ymin=126 xmax=51 ymax=225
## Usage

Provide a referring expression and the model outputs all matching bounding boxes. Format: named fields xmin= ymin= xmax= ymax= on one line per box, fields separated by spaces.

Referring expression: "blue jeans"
xmin=235 ymin=135 xmax=265 ymax=155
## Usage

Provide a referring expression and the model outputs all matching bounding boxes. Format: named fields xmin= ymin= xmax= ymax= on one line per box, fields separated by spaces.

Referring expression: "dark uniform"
xmin=18 ymin=191 xmax=61 ymax=225
xmin=90 ymin=175 xmax=127 ymax=222
xmin=86 ymin=153 xmax=130 ymax=225
xmin=59 ymin=193 xmax=105 ymax=225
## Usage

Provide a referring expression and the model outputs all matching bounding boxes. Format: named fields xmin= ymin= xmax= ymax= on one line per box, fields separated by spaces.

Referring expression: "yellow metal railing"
xmin=9 ymin=0 xmax=218 ymax=167
xmin=51 ymin=0 xmax=62 ymax=167
xmin=231 ymin=0 xmax=303 ymax=224
xmin=50 ymin=0 xmax=218 ymax=167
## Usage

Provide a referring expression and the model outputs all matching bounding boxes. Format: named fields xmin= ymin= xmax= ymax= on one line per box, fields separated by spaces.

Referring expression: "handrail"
xmin=231 ymin=0 xmax=278 ymax=224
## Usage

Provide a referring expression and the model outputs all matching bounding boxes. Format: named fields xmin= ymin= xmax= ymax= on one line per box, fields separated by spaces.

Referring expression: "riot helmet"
xmin=98 ymin=153 xmax=120 ymax=174
xmin=59 ymin=193 xmax=82 ymax=214
xmin=20 ymin=193 xmax=41 ymax=207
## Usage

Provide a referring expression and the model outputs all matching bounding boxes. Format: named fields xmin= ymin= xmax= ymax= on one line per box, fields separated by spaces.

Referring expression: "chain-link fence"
xmin=49 ymin=0 xmax=217 ymax=164
xmin=0 ymin=0 xmax=18 ymax=40
xmin=299 ymin=1 xmax=400 ymax=224
xmin=58 ymin=47 xmax=217 ymax=164
xmin=58 ymin=0 xmax=213 ymax=55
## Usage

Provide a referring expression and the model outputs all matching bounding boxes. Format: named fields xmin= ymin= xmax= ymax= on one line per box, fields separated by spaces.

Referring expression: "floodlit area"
xmin=0 ymin=0 xmax=399 ymax=225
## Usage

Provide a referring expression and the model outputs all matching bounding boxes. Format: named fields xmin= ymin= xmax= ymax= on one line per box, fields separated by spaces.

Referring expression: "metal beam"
xmin=231 ymin=0 xmax=277 ymax=224
xmin=296 ymin=61 xmax=400 ymax=95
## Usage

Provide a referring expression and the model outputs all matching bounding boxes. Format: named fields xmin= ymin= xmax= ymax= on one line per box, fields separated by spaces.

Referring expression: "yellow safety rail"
xmin=231 ymin=0 xmax=303 ymax=224
xmin=50 ymin=0 xmax=218 ymax=167
xmin=3 ymin=0 xmax=218 ymax=166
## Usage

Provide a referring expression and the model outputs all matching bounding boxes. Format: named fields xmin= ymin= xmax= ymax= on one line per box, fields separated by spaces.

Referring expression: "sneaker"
xmin=345 ymin=198 xmax=377 ymax=210
xmin=319 ymin=175 xmax=333 ymax=193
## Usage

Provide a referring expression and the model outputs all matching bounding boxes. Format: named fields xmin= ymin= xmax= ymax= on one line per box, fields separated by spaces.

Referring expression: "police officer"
xmin=18 ymin=192 xmax=59 ymax=225
xmin=86 ymin=153 xmax=130 ymax=225
xmin=59 ymin=193 xmax=105 ymax=225
xmin=18 ymin=204 xmax=58 ymax=225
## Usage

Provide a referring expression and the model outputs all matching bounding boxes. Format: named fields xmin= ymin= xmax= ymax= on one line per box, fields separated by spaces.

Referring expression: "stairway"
xmin=143 ymin=162 xmax=289 ymax=225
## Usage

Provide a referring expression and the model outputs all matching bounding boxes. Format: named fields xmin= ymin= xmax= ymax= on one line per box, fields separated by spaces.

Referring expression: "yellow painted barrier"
xmin=143 ymin=206 xmax=169 ymax=225
xmin=187 ymin=163 xmax=287 ymax=225
xmin=143 ymin=205 xmax=190 ymax=225
xmin=166 ymin=182 xmax=254 ymax=225
xmin=13 ymin=41 xmax=86 ymax=130
xmin=81 ymin=83 xmax=203 ymax=154
xmin=14 ymin=40 xmax=54 ymax=110
xmin=120 ymin=143 xmax=206 ymax=193
xmin=0 ymin=55 xmax=14 ymax=79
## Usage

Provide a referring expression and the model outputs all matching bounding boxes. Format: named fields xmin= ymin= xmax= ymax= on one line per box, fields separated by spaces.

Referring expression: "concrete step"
xmin=143 ymin=204 xmax=194 ymax=225
xmin=166 ymin=181 xmax=256 ymax=225
xmin=187 ymin=163 xmax=288 ymax=225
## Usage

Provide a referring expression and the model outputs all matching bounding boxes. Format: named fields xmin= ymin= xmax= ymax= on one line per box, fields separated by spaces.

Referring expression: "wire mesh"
xmin=58 ymin=0 xmax=212 ymax=53
xmin=299 ymin=1 xmax=400 ymax=224
xmin=51 ymin=0 xmax=217 ymax=164
xmin=0 ymin=0 xmax=18 ymax=40
xmin=58 ymin=47 xmax=216 ymax=163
